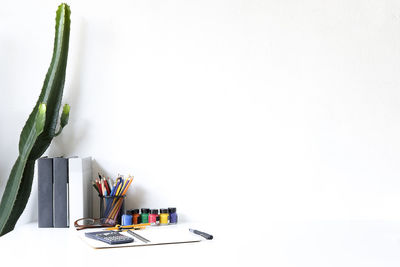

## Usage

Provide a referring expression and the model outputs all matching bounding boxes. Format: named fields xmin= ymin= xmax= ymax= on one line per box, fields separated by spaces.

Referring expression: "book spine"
xmin=68 ymin=158 xmax=83 ymax=227
xmin=53 ymin=157 xmax=69 ymax=228
xmin=68 ymin=157 xmax=93 ymax=227
xmin=82 ymin=157 xmax=93 ymax=218
xmin=38 ymin=157 xmax=54 ymax=228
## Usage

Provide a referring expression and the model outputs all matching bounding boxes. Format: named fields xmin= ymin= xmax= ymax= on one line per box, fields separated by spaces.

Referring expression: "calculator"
xmin=85 ymin=231 xmax=134 ymax=245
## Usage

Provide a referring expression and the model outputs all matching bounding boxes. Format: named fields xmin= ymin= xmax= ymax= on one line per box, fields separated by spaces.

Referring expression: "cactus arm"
xmin=28 ymin=3 xmax=71 ymax=159
xmin=54 ymin=103 xmax=70 ymax=137
xmin=0 ymin=3 xmax=71 ymax=236
xmin=0 ymin=104 xmax=46 ymax=235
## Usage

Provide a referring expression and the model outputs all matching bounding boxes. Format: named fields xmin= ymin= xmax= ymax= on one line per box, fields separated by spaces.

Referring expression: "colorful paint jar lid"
xmin=160 ymin=208 xmax=168 ymax=214
xmin=141 ymin=208 xmax=150 ymax=214
xmin=132 ymin=209 xmax=140 ymax=214
xmin=168 ymin=207 xmax=176 ymax=213
xmin=150 ymin=209 xmax=159 ymax=214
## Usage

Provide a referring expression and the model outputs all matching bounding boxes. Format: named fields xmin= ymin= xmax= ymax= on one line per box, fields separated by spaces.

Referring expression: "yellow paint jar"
xmin=159 ymin=209 xmax=169 ymax=225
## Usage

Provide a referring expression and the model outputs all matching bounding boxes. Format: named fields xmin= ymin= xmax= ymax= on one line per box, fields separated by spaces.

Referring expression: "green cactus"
xmin=0 ymin=3 xmax=71 ymax=236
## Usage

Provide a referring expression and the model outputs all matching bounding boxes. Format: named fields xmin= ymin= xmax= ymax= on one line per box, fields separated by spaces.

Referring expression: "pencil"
xmin=104 ymin=178 xmax=111 ymax=194
xmin=96 ymin=179 xmax=103 ymax=196
xmin=92 ymin=182 xmax=99 ymax=194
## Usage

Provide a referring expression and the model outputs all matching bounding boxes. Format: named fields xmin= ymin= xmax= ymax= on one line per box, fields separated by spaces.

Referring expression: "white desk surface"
xmin=1 ymin=221 xmax=400 ymax=267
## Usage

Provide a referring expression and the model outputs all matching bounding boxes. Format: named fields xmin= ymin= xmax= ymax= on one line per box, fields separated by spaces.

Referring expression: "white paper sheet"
xmin=78 ymin=225 xmax=203 ymax=249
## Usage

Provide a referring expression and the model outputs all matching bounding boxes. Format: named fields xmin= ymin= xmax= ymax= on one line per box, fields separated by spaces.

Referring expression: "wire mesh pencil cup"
xmin=99 ymin=195 xmax=126 ymax=225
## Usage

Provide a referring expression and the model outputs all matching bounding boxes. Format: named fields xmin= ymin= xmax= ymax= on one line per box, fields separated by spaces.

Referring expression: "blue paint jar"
xmin=121 ymin=214 xmax=133 ymax=226
xmin=168 ymin=207 xmax=178 ymax=224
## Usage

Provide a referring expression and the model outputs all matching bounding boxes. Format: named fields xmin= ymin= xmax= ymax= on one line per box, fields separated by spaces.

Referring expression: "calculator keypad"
xmin=85 ymin=231 xmax=134 ymax=245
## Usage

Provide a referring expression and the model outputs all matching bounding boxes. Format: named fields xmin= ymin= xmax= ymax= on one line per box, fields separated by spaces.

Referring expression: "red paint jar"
xmin=149 ymin=209 xmax=159 ymax=225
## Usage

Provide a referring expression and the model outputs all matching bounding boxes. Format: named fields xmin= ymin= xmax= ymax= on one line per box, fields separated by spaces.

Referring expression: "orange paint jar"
xmin=132 ymin=209 xmax=141 ymax=224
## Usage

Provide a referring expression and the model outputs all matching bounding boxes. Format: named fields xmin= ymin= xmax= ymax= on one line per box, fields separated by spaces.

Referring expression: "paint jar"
xmin=149 ymin=209 xmax=159 ymax=225
xmin=132 ymin=209 xmax=141 ymax=224
xmin=168 ymin=207 xmax=178 ymax=224
xmin=140 ymin=208 xmax=150 ymax=224
xmin=121 ymin=214 xmax=132 ymax=226
xmin=159 ymin=208 xmax=169 ymax=225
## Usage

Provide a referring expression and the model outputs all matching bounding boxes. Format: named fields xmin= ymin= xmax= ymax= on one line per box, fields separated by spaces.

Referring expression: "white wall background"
xmin=1 ymin=0 xmax=400 ymax=228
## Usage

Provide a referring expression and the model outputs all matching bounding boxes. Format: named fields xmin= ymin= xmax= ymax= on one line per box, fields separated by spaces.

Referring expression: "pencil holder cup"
xmin=99 ymin=195 xmax=126 ymax=225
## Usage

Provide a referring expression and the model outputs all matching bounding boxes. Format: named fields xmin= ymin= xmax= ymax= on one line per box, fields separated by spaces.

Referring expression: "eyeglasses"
xmin=74 ymin=218 xmax=117 ymax=231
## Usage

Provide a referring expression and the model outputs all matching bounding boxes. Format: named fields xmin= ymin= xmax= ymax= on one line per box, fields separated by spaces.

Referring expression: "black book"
xmin=38 ymin=157 xmax=54 ymax=228
xmin=53 ymin=157 xmax=69 ymax=228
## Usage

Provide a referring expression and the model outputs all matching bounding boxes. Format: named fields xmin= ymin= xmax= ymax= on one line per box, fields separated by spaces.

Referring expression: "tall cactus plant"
xmin=0 ymin=3 xmax=71 ymax=236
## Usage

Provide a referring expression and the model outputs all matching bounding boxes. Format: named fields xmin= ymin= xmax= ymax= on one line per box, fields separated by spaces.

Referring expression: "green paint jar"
xmin=140 ymin=208 xmax=150 ymax=223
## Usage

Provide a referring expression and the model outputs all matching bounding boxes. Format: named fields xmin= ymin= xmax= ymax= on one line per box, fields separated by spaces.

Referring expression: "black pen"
xmin=189 ymin=228 xmax=213 ymax=240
